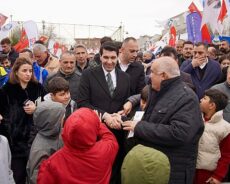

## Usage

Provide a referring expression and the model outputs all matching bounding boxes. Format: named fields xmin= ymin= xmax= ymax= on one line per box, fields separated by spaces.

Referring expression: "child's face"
xmin=51 ymin=91 xmax=70 ymax=105
xmin=200 ymin=95 xmax=212 ymax=113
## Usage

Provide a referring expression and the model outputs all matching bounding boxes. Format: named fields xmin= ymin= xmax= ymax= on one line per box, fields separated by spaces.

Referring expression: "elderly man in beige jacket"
xmin=33 ymin=43 xmax=60 ymax=74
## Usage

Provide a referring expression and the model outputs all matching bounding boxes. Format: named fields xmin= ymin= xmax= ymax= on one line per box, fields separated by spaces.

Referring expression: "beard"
xmin=219 ymin=48 xmax=228 ymax=54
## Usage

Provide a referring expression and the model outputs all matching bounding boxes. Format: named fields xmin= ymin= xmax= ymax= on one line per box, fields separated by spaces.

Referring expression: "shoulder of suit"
xmin=116 ymin=68 xmax=130 ymax=78
xmin=208 ymin=58 xmax=220 ymax=65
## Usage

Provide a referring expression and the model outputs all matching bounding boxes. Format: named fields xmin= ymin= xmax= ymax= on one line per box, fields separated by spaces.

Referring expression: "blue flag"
xmin=186 ymin=12 xmax=202 ymax=43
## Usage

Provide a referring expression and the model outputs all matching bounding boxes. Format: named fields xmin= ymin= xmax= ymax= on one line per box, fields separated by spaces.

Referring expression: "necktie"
xmin=106 ymin=72 xmax=114 ymax=96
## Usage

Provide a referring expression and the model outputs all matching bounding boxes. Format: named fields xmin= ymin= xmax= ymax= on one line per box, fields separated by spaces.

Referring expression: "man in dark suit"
xmin=77 ymin=41 xmax=130 ymax=184
xmin=117 ymin=37 xmax=145 ymax=95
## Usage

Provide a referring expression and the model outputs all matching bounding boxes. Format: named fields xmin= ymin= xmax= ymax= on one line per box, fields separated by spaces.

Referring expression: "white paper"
xmin=127 ymin=111 xmax=144 ymax=138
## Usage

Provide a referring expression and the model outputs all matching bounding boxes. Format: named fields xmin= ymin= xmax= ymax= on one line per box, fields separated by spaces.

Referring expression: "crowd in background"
xmin=0 ymin=35 xmax=230 ymax=184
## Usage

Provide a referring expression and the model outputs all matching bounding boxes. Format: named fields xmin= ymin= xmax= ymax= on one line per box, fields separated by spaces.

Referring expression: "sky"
xmin=1 ymin=0 xmax=203 ymax=41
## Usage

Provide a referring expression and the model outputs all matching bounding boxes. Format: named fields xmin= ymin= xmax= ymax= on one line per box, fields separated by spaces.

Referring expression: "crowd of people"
xmin=0 ymin=35 xmax=230 ymax=184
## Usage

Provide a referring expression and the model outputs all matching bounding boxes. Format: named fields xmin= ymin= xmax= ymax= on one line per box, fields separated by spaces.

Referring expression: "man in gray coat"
xmin=211 ymin=66 xmax=230 ymax=123
xmin=44 ymin=51 xmax=81 ymax=102
xmin=123 ymin=57 xmax=204 ymax=184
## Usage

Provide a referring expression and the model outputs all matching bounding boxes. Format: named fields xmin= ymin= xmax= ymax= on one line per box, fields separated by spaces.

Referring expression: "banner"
xmin=0 ymin=21 xmax=19 ymax=40
xmin=23 ymin=20 xmax=38 ymax=48
xmin=188 ymin=2 xmax=211 ymax=43
xmin=186 ymin=12 xmax=202 ymax=43
xmin=201 ymin=0 xmax=222 ymax=34
xmin=0 ymin=13 xmax=7 ymax=27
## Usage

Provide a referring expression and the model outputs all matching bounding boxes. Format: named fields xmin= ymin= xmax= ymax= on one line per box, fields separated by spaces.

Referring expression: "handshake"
xmin=103 ymin=112 xmax=124 ymax=130
xmin=94 ymin=111 xmax=124 ymax=130
xmin=94 ymin=111 xmax=137 ymax=131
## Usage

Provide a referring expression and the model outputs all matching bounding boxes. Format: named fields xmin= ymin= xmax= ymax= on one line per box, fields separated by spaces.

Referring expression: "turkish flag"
xmin=188 ymin=2 xmax=202 ymax=17
xmin=14 ymin=29 xmax=29 ymax=52
xmin=218 ymin=0 xmax=227 ymax=23
xmin=169 ymin=26 xmax=176 ymax=47
xmin=61 ymin=45 xmax=68 ymax=52
xmin=39 ymin=35 xmax=49 ymax=43
xmin=53 ymin=42 xmax=59 ymax=55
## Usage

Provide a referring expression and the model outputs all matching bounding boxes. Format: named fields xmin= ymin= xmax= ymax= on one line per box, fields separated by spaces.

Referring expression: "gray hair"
xmin=33 ymin=43 xmax=47 ymax=53
xmin=155 ymin=56 xmax=180 ymax=78
xmin=60 ymin=51 xmax=76 ymax=60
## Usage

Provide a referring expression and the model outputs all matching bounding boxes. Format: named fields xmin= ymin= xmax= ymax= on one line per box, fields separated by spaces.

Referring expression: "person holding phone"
xmin=0 ymin=57 xmax=46 ymax=184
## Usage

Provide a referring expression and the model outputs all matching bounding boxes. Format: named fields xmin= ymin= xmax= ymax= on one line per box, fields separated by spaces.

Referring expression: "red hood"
xmin=62 ymin=108 xmax=100 ymax=150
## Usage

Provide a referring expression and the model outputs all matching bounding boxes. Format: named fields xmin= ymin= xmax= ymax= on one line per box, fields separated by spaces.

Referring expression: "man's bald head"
xmin=153 ymin=57 xmax=180 ymax=78
xmin=150 ymin=57 xmax=180 ymax=91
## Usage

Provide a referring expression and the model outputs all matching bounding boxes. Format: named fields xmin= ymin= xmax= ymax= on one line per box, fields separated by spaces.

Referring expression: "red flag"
xmin=188 ymin=2 xmax=211 ymax=43
xmin=0 ymin=13 xmax=8 ymax=27
xmin=14 ymin=29 xmax=29 ymax=52
xmin=53 ymin=42 xmax=59 ymax=55
xmin=201 ymin=24 xmax=212 ymax=43
xmin=61 ymin=45 xmax=68 ymax=52
xmin=169 ymin=26 xmax=176 ymax=47
xmin=188 ymin=2 xmax=202 ymax=17
xmin=218 ymin=0 xmax=227 ymax=23
xmin=38 ymin=35 xmax=49 ymax=43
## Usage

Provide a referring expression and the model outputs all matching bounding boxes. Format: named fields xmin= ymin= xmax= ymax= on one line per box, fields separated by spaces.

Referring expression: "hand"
xmin=122 ymin=120 xmax=138 ymax=131
xmin=206 ymin=177 xmax=221 ymax=184
xmin=118 ymin=101 xmax=133 ymax=116
xmin=23 ymin=101 xmax=36 ymax=114
xmin=191 ymin=57 xmax=206 ymax=68
xmin=103 ymin=113 xmax=122 ymax=130
xmin=112 ymin=113 xmax=123 ymax=123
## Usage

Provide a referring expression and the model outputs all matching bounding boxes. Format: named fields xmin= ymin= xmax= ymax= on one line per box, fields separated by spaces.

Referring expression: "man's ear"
xmin=209 ymin=102 xmax=216 ymax=111
xmin=162 ymin=72 xmax=169 ymax=80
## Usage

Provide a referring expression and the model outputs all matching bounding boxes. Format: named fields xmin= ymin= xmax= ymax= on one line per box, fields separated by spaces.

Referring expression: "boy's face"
xmin=51 ymin=91 xmax=70 ymax=105
xmin=200 ymin=95 xmax=212 ymax=113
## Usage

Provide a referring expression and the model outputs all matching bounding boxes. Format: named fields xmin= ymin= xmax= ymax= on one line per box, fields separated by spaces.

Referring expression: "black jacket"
xmin=77 ymin=66 xmax=130 ymax=145
xmin=1 ymin=48 xmax=19 ymax=65
xmin=134 ymin=77 xmax=204 ymax=184
xmin=0 ymin=82 xmax=46 ymax=158
xmin=117 ymin=61 xmax=145 ymax=95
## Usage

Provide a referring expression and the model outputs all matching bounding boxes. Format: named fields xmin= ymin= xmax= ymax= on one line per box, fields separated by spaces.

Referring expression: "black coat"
xmin=77 ymin=66 xmax=130 ymax=115
xmin=134 ymin=77 xmax=204 ymax=184
xmin=77 ymin=66 xmax=130 ymax=144
xmin=1 ymin=48 xmax=19 ymax=65
xmin=117 ymin=61 xmax=145 ymax=95
xmin=0 ymin=81 xmax=46 ymax=158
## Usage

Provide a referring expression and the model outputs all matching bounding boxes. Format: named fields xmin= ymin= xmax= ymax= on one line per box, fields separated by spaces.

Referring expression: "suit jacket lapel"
xmin=113 ymin=68 xmax=122 ymax=98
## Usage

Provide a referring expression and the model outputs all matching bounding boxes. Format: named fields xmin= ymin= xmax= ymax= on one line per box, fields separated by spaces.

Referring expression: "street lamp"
xmin=42 ymin=20 xmax=45 ymax=35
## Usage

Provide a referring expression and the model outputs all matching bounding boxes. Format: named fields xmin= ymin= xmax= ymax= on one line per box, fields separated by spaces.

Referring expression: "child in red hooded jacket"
xmin=37 ymin=107 xmax=118 ymax=184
